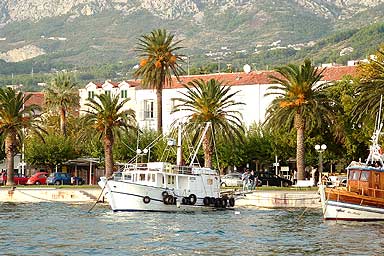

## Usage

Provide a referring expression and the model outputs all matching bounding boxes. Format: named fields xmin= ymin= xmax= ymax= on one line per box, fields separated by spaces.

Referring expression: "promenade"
xmin=0 ymin=186 xmax=320 ymax=208
xmin=0 ymin=187 xmax=102 ymax=203
xmin=234 ymin=190 xmax=320 ymax=208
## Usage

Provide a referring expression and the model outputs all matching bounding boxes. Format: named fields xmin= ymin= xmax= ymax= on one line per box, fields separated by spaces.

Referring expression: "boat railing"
xmin=192 ymin=167 xmax=218 ymax=175
xmin=347 ymin=184 xmax=384 ymax=198
xmin=172 ymin=166 xmax=193 ymax=175
xmin=123 ymin=163 xmax=148 ymax=172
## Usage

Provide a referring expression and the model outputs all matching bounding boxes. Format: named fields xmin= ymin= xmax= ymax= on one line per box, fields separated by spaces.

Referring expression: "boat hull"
xmin=99 ymin=178 xmax=231 ymax=212
xmin=319 ymin=185 xmax=384 ymax=221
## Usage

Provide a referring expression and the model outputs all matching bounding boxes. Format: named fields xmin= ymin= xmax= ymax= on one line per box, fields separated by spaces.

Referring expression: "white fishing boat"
xmin=98 ymin=123 xmax=235 ymax=212
xmin=319 ymin=100 xmax=384 ymax=221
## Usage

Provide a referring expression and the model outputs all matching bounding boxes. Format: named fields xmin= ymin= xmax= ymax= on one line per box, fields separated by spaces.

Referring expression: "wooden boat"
xmin=319 ymin=102 xmax=384 ymax=221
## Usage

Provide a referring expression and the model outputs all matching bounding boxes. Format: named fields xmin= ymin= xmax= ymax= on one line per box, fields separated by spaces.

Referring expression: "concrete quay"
xmin=234 ymin=190 xmax=321 ymax=208
xmin=0 ymin=187 xmax=102 ymax=203
xmin=0 ymin=187 xmax=320 ymax=208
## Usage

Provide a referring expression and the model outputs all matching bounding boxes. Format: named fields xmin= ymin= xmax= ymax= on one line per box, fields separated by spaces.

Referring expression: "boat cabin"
xmin=112 ymin=162 xmax=219 ymax=193
xmin=347 ymin=165 xmax=384 ymax=198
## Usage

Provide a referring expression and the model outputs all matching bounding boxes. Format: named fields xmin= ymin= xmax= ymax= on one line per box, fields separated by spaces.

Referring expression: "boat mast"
xmin=176 ymin=122 xmax=183 ymax=166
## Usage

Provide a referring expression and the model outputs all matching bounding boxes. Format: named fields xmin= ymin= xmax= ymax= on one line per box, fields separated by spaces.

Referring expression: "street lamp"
xmin=315 ymin=144 xmax=327 ymax=184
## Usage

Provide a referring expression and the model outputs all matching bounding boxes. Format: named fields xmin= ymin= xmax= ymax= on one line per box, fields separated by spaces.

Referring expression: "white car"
xmin=220 ymin=173 xmax=243 ymax=187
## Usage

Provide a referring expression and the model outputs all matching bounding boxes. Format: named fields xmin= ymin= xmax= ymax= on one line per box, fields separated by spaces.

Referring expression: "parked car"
xmin=221 ymin=172 xmax=262 ymax=187
xmin=256 ymin=172 xmax=292 ymax=187
xmin=46 ymin=172 xmax=84 ymax=185
xmin=340 ymin=177 xmax=347 ymax=187
xmin=221 ymin=173 xmax=243 ymax=187
xmin=0 ymin=172 xmax=29 ymax=185
xmin=326 ymin=175 xmax=347 ymax=187
xmin=26 ymin=172 xmax=48 ymax=185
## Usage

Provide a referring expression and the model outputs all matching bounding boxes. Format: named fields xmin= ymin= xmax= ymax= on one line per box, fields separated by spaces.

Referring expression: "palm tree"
xmin=82 ymin=93 xmax=136 ymax=177
xmin=0 ymin=87 xmax=42 ymax=186
xmin=352 ymin=48 xmax=384 ymax=122
xmin=172 ymin=78 xmax=244 ymax=168
xmin=44 ymin=71 xmax=79 ymax=136
xmin=264 ymin=59 xmax=340 ymax=180
xmin=134 ymin=28 xmax=184 ymax=133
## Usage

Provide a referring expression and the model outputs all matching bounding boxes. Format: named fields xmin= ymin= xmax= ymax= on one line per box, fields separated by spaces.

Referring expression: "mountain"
xmin=0 ymin=0 xmax=384 ymax=78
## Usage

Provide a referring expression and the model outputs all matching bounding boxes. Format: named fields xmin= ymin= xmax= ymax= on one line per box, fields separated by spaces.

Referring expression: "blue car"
xmin=46 ymin=172 xmax=84 ymax=185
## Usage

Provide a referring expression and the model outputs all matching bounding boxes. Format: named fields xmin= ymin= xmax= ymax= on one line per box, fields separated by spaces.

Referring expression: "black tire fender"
xmin=222 ymin=198 xmax=228 ymax=208
xmin=182 ymin=197 xmax=189 ymax=205
xmin=189 ymin=194 xmax=197 ymax=205
xmin=229 ymin=197 xmax=235 ymax=207
xmin=162 ymin=191 xmax=168 ymax=198
xmin=143 ymin=196 xmax=151 ymax=204
xmin=203 ymin=197 xmax=210 ymax=206
xmin=164 ymin=195 xmax=174 ymax=205
xmin=215 ymin=198 xmax=222 ymax=208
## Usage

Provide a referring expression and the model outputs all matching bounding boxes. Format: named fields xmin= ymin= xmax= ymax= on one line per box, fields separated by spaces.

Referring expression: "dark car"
xmin=46 ymin=172 xmax=84 ymax=185
xmin=256 ymin=172 xmax=292 ymax=187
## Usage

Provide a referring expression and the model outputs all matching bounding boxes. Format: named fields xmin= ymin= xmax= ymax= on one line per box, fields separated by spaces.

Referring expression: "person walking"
xmin=242 ymin=170 xmax=249 ymax=193
xmin=249 ymin=170 xmax=255 ymax=190
xmin=293 ymin=169 xmax=298 ymax=185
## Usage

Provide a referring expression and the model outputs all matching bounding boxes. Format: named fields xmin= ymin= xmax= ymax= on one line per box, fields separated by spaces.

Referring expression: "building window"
xmin=144 ymin=100 xmax=154 ymax=119
xmin=121 ymin=90 xmax=128 ymax=98
xmin=105 ymin=90 xmax=111 ymax=96
xmin=88 ymin=91 xmax=95 ymax=99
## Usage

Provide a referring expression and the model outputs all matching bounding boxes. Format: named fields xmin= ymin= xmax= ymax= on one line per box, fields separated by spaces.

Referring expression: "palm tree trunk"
xmin=60 ymin=107 xmax=66 ymax=136
xmin=5 ymin=132 xmax=16 ymax=186
xmin=203 ymin=133 xmax=213 ymax=168
xmin=294 ymin=113 xmax=305 ymax=180
xmin=156 ymin=88 xmax=163 ymax=134
xmin=104 ymin=130 xmax=114 ymax=178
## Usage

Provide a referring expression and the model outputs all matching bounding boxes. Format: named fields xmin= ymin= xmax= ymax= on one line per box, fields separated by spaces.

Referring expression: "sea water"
xmin=0 ymin=202 xmax=383 ymax=256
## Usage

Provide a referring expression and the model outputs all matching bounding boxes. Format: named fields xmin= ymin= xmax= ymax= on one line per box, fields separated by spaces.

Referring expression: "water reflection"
xmin=0 ymin=203 xmax=383 ymax=255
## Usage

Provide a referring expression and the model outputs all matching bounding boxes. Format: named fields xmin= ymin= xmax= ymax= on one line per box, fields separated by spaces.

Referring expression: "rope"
xmin=16 ymin=189 xmax=60 ymax=203
xmin=88 ymin=180 xmax=108 ymax=213
xmin=298 ymin=207 xmax=309 ymax=219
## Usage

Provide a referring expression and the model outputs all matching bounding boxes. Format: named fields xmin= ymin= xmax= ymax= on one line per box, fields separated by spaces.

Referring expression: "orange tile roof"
xmin=128 ymin=65 xmax=357 ymax=89
xmin=95 ymin=82 xmax=103 ymax=88
xmin=107 ymin=81 xmax=120 ymax=87
xmin=322 ymin=65 xmax=358 ymax=81
xmin=24 ymin=92 xmax=44 ymax=107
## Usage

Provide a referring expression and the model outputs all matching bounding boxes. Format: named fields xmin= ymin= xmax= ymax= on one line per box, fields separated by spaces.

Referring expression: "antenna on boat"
xmin=190 ymin=122 xmax=211 ymax=167
xmin=366 ymin=95 xmax=384 ymax=166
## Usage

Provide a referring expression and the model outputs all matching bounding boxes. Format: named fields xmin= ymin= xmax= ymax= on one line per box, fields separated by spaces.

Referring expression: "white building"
xmin=79 ymin=65 xmax=357 ymax=132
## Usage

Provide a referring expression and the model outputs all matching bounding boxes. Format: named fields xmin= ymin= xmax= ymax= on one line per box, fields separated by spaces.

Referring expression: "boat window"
xmin=147 ymin=174 xmax=151 ymax=181
xmin=352 ymin=171 xmax=360 ymax=180
xmin=124 ymin=174 xmax=132 ymax=181
xmin=360 ymin=171 xmax=369 ymax=181
xmin=139 ymin=174 xmax=145 ymax=181
xmin=113 ymin=172 xmax=122 ymax=181
xmin=167 ymin=175 xmax=175 ymax=185
xmin=348 ymin=171 xmax=354 ymax=180
xmin=151 ymin=174 xmax=155 ymax=182
xmin=162 ymin=176 xmax=164 ymax=184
